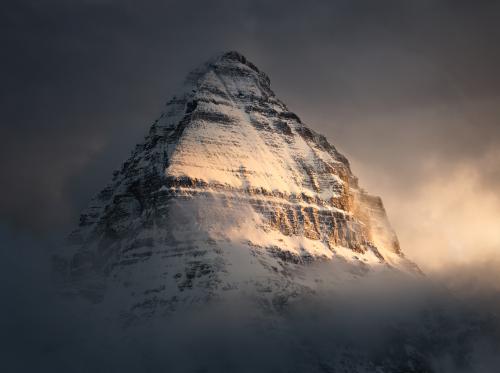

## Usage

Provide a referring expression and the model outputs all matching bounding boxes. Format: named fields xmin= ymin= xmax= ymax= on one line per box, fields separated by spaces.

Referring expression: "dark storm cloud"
xmin=1 ymin=0 xmax=500 ymax=237
xmin=2 ymin=3 xmax=500 ymax=372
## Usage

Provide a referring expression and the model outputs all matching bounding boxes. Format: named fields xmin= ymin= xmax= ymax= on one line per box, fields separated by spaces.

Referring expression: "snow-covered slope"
xmin=55 ymin=51 xmax=418 ymax=319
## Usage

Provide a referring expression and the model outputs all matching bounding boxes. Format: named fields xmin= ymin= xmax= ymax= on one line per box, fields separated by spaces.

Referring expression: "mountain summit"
xmin=56 ymin=51 xmax=417 ymax=318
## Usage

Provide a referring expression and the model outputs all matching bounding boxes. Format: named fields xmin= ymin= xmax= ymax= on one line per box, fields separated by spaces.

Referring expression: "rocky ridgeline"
xmin=55 ymin=51 xmax=417 ymax=318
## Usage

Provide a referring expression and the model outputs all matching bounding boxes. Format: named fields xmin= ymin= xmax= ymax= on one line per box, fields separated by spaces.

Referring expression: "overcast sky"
xmin=1 ymin=0 xmax=500 ymax=273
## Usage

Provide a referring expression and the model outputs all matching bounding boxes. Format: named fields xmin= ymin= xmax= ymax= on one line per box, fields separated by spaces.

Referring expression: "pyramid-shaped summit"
xmin=56 ymin=51 xmax=416 ymax=316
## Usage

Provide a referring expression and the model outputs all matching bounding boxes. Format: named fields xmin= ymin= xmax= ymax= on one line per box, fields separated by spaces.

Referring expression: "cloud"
xmin=1 ymin=230 xmax=499 ymax=373
xmin=351 ymin=148 xmax=500 ymax=274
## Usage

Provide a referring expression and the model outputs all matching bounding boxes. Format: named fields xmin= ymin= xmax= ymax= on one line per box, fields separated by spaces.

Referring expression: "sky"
xmin=1 ymin=0 xmax=500 ymax=278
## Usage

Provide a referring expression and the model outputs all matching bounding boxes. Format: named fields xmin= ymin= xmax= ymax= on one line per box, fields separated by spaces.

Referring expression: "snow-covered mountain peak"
xmin=178 ymin=50 xmax=271 ymax=100
xmin=55 ymin=51 xmax=419 ymax=318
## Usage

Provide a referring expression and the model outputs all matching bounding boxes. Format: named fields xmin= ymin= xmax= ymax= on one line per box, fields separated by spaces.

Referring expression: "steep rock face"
xmin=55 ymin=51 xmax=417 ymax=318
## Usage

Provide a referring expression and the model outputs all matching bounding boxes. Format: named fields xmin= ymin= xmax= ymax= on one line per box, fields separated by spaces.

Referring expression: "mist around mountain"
xmin=2 ymin=52 xmax=499 ymax=373
xmin=2 ymin=228 xmax=499 ymax=373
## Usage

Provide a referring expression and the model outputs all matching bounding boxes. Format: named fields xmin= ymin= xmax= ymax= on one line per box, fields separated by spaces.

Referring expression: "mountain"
xmin=54 ymin=51 xmax=419 ymax=320
xmin=49 ymin=52 xmax=500 ymax=373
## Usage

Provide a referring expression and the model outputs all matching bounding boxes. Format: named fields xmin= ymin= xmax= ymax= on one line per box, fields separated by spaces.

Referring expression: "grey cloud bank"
xmin=2 ymin=0 xmax=500 ymax=239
